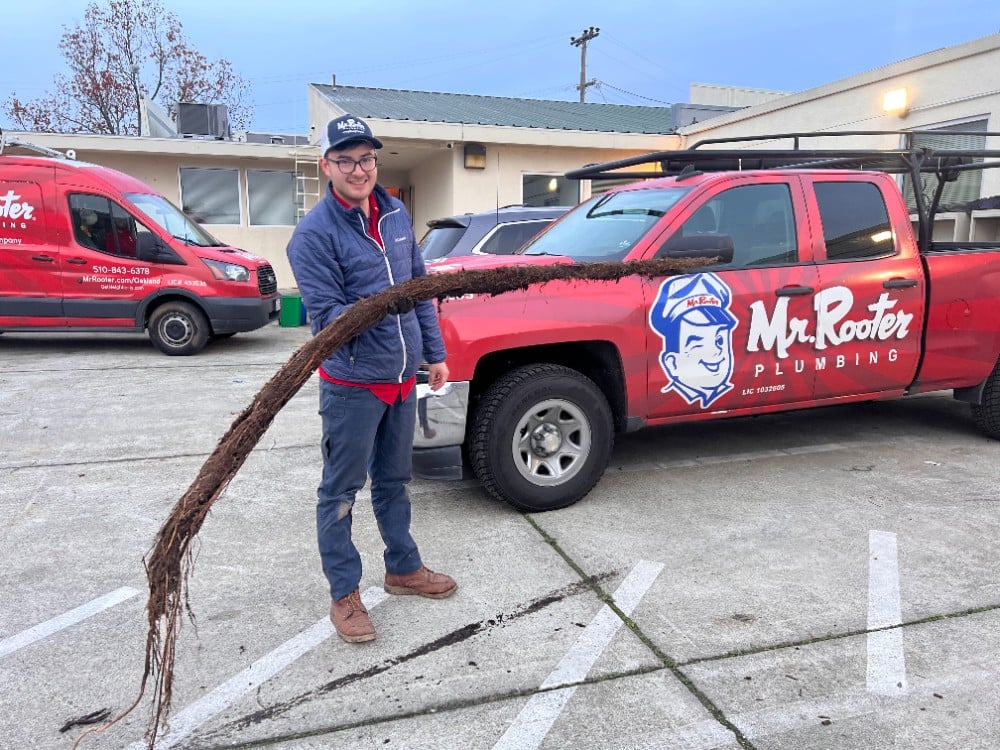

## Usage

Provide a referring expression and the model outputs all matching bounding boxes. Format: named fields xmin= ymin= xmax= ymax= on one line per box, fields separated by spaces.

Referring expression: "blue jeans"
xmin=317 ymin=380 xmax=423 ymax=601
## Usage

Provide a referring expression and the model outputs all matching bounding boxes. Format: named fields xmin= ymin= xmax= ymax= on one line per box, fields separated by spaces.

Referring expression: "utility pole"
xmin=570 ymin=26 xmax=600 ymax=103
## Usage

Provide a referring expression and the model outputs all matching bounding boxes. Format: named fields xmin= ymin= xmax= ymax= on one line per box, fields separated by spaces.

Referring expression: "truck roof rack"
xmin=565 ymin=129 xmax=1000 ymax=254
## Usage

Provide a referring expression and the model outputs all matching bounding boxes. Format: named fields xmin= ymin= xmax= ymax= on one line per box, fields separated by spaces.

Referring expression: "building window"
xmin=248 ymin=169 xmax=296 ymax=226
xmin=522 ymin=174 xmax=578 ymax=207
xmin=901 ymin=119 xmax=988 ymax=211
xmin=179 ymin=167 xmax=240 ymax=224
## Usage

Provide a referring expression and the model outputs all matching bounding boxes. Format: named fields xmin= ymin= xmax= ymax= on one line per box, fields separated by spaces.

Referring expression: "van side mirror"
xmin=136 ymin=233 xmax=184 ymax=264
xmin=658 ymin=233 xmax=735 ymax=264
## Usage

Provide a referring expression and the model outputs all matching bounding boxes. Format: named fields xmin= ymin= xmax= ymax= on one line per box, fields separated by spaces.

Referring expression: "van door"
xmin=62 ymin=193 xmax=164 ymax=329
xmin=0 ymin=175 xmax=65 ymax=326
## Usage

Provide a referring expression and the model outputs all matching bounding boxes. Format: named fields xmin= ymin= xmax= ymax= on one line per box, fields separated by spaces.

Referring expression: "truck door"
xmin=62 ymin=193 xmax=164 ymax=328
xmin=643 ymin=177 xmax=820 ymax=419
xmin=806 ymin=178 xmax=925 ymax=400
xmin=0 ymin=175 xmax=65 ymax=326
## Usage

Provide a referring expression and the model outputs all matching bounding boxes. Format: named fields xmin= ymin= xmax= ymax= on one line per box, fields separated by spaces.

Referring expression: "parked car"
xmin=0 ymin=134 xmax=279 ymax=355
xmin=420 ymin=205 xmax=569 ymax=263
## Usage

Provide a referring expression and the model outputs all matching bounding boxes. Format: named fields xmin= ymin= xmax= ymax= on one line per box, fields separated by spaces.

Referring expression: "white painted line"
xmin=493 ymin=560 xmax=664 ymax=750
xmin=126 ymin=587 xmax=389 ymax=750
xmin=867 ymin=530 xmax=908 ymax=696
xmin=0 ymin=586 xmax=140 ymax=659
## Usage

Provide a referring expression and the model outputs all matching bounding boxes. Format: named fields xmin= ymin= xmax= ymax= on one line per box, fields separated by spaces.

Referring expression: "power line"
xmin=594 ymin=80 xmax=674 ymax=106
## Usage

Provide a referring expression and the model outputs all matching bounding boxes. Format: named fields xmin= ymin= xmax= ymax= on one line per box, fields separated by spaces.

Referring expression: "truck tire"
xmin=971 ymin=360 xmax=1000 ymax=438
xmin=469 ymin=364 xmax=614 ymax=512
xmin=148 ymin=301 xmax=210 ymax=356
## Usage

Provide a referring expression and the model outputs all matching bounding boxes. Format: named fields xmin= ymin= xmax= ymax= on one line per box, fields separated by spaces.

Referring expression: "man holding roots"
xmin=287 ymin=114 xmax=456 ymax=643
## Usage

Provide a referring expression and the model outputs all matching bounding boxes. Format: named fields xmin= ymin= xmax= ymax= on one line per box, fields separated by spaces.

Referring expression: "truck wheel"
xmin=148 ymin=301 xmax=210 ymax=356
xmin=469 ymin=364 xmax=613 ymax=512
xmin=971 ymin=360 xmax=1000 ymax=438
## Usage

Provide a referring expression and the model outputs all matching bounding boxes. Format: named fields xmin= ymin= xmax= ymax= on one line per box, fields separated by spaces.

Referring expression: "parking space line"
xmin=124 ymin=587 xmax=389 ymax=750
xmin=867 ymin=530 xmax=908 ymax=696
xmin=492 ymin=560 xmax=664 ymax=750
xmin=0 ymin=586 xmax=140 ymax=659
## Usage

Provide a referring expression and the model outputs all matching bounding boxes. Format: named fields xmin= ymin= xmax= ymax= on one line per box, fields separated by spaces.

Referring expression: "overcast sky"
xmin=2 ymin=0 xmax=998 ymax=134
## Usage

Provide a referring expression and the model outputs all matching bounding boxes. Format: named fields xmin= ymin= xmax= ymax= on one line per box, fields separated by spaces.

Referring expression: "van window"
xmin=68 ymin=194 xmax=156 ymax=259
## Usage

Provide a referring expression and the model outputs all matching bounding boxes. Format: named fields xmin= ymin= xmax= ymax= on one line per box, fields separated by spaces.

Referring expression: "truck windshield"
xmin=520 ymin=187 xmax=689 ymax=262
xmin=124 ymin=192 xmax=225 ymax=247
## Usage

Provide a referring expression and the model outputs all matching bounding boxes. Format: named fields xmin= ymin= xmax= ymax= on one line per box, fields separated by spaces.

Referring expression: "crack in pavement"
xmin=194 ymin=572 xmax=617 ymax=743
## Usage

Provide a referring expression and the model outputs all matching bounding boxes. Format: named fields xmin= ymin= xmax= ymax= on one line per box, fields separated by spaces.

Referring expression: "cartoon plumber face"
xmin=649 ymin=272 xmax=738 ymax=408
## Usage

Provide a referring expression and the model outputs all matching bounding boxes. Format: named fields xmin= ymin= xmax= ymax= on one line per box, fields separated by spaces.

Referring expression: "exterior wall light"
xmin=882 ymin=87 xmax=908 ymax=118
xmin=464 ymin=143 xmax=487 ymax=169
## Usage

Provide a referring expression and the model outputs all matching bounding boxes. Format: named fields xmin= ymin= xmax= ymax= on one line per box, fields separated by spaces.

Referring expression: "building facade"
xmin=7 ymin=32 xmax=999 ymax=288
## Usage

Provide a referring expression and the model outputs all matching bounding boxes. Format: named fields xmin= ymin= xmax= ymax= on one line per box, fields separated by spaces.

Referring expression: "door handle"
xmin=65 ymin=258 xmax=88 ymax=265
xmin=31 ymin=255 xmax=56 ymax=263
xmin=775 ymin=285 xmax=813 ymax=297
xmin=883 ymin=278 xmax=917 ymax=289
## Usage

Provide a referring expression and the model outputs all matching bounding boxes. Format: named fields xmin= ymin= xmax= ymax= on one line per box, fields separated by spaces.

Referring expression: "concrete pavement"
xmin=2 ymin=323 xmax=999 ymax=749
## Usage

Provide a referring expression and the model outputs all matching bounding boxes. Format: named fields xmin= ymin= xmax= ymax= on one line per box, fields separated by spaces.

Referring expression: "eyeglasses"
xmin=326 ymin=155 xmax=378 ymax=174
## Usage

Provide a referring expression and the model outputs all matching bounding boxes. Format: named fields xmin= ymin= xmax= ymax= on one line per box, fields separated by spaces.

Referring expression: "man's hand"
xmin=428 ymin=362 xmax=449 ymax=391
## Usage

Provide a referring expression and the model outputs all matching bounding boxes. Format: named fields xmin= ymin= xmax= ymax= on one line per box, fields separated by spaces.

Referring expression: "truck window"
xmin=659 ymin=183 xmax=797 ymax=267
xmin=521 ymin=187 xmax=690 ymax=262
xmin=814 ymin=181 xmax=895 ymax=261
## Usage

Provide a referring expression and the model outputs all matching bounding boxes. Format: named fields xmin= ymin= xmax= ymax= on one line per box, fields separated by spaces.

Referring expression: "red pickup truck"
xmin=413 ymin=131 xmax=1000 ymax=511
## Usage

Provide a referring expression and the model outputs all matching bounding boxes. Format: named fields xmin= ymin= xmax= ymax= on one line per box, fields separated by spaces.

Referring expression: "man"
xmin=649 ymin=272 xmax=739 ymax=409
xmin=287 ymin=114 xmax=456 ymax=644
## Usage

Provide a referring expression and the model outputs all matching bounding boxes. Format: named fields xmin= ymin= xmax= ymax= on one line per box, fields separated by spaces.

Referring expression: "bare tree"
xmin=3 ymin=0 xmax=251 ymax=135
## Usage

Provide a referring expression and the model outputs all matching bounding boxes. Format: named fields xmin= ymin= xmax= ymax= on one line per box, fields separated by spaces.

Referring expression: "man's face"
xmin=320 ymin=141 xmax=377 ymax=208
xmin=662 ymin=318 xmax=733 ymax=393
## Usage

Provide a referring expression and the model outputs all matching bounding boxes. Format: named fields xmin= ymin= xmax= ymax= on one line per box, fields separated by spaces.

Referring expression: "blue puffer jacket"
xmin=286 ymin=184 xmax=446 ymax=384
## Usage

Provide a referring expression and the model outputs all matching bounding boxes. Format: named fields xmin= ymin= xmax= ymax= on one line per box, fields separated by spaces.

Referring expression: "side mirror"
xmin=136 ymin=233 xmax=184 ymax=264
xmin=659 ymin=233 xmax=735 ymax=264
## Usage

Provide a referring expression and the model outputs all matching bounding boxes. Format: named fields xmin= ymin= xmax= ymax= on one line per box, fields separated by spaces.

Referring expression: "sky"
xmin=2 ymin=0 xmax=999 ymax=135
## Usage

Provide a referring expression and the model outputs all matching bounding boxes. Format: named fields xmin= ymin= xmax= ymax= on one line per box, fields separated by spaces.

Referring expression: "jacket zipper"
xmin=358 ymin=207 xmax=407 ymax=383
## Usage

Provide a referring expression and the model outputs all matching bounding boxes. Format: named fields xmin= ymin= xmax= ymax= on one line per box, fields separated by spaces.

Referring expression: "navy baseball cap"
xmin=320 ymin=114 xmax=383 ymax=154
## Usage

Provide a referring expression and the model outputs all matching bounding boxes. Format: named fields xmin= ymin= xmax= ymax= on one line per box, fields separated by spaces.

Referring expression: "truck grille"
xmin=257 ymin=265 xmax=278 ymax=296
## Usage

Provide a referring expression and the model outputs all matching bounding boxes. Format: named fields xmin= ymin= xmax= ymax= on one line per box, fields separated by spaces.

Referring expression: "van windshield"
xmin=520 ymin=187 xmax=690 ymax=262
xmin=125 ymin=192 xmax=225 ymax=247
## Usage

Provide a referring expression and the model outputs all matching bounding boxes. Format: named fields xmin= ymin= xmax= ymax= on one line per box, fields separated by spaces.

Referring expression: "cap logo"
xmin=337 ymin=118 xmax=367 ymax=135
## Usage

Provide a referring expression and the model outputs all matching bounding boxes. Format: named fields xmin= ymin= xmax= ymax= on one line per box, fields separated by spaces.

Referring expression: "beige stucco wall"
xmin=681 ymin=34 xmax=1000 ymax=146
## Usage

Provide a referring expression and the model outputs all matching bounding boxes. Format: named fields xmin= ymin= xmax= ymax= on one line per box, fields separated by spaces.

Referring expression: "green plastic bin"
xmin=279 ymin=294 xmax=306 ymax=327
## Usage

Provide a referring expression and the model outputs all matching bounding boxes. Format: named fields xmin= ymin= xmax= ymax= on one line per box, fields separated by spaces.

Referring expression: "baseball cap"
xmin=320 ymin=114 xmax=383 ymax=154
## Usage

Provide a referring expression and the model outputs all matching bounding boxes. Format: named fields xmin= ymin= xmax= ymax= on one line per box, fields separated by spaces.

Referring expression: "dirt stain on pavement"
xmin=212 ymin=572 xmax=616 ymax=735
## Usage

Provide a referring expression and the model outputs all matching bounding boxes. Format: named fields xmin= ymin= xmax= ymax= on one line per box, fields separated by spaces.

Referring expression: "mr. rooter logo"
xmin=0 ymin=189 xmax=37 ymax=230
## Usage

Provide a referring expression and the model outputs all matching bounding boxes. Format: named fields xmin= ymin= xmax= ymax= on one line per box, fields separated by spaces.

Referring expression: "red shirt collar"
xmin=332 ymin=187 xmax=379 ymax=235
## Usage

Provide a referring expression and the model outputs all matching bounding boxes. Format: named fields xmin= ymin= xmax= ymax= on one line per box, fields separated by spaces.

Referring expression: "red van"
xmin=0 ymin=136 xmax=279 ymax=355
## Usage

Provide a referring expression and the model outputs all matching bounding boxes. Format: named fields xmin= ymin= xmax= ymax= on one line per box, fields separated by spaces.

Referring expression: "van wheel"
xmin=971 ymin=360 xmax=1000 ymax=438
xmin=469 ymin=364 xmax=613 ymax=512
xmin=148 ymin=301 xmax=210 ymax=356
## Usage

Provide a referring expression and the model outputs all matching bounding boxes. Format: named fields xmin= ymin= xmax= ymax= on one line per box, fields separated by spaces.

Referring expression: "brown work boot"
xmin=330 ymin=590 xmax=376 ymax=643
xmin=384 ymin=566 xmax=457 ymax=599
